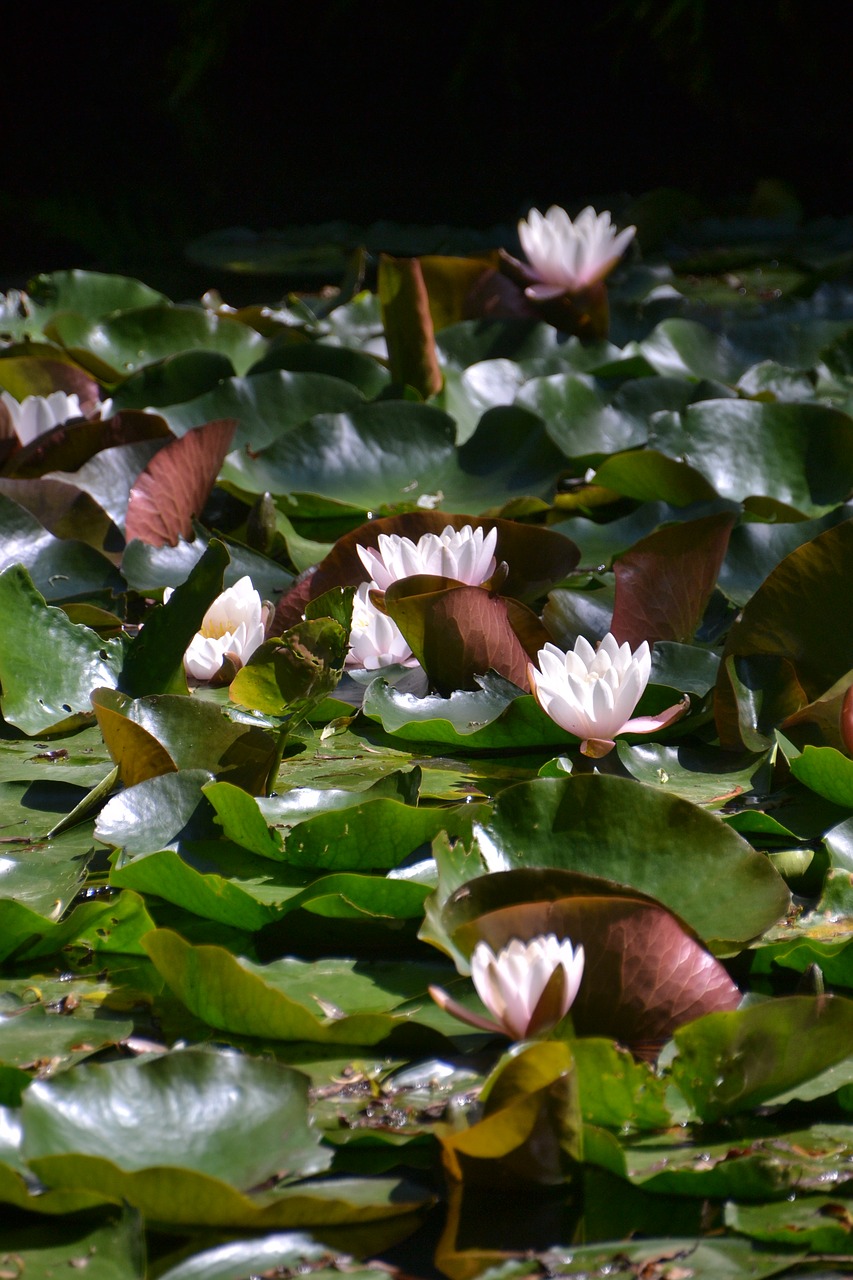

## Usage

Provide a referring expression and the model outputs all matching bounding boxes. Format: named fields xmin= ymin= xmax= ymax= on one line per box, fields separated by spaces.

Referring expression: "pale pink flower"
xmin=518 ymin=205 xmax=636 ymax=299
xmin=346 ymin=581 xmax=418 ymax=671
xmin=528 ymin=633 xmax=689 ymax=757
xmin=165 ymin=576 xmax=268 ymax=681
xmin=430 ymin=935 xmax=585 ymax=1040
xmin=357 ymin=524 xmax=497 ymax=591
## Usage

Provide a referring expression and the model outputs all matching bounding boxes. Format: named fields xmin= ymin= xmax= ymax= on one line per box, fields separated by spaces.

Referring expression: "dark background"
xmin=2 ymin=0 xmax=849 ymax=292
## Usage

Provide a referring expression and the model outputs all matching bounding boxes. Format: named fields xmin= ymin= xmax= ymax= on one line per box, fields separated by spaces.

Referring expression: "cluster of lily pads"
xmin=1 ymin=202 xmax=853 ymax=1279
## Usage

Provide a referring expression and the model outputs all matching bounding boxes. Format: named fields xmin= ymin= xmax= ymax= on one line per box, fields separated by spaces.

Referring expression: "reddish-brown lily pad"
xmin=125 ymin=418 xmax=236 ymax=546
xmin=382 ymin=574 xmax=551 ymax=694
xmin=611 ymin=511 xmax=736 ymax=647
xmin=445 ymin=874 xmax=741 ymax=1055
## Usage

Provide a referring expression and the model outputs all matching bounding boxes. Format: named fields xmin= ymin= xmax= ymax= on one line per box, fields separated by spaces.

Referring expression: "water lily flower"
xmin=528 ymin=633 xmax=689 ymax=757
xmin=356 ymin=524 xmax=497 ymax=591
xmin=165 ymin=575 xmax=269 ymax=681
xmin=429 ymin=935 xmax=585 ymax=1040
xmin=518 ymin=205 xmax=636 ymax=300
xmin=1 ymin=389 xmax=84 ymax=446
xmin=346 ymin=582 xmax=418 ymax=670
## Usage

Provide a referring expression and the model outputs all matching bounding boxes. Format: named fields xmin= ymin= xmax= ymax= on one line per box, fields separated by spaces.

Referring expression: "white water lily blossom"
xmin=1 ymin=389 xmax=84 ymax=446
xmin=346 ymin=582 xmax=418 ymax=670
xmin=528 ymin=633 xmax=689 ymax=757
xmin=518 ymin=205 xmax=636 ymax=298
xmin=165 ymin=575 xmax=269 ymax=681
xmin=429 ymin=934 xmax=585 ymax=1040
xmin=356 ymin=524 xmax=498 ymax=591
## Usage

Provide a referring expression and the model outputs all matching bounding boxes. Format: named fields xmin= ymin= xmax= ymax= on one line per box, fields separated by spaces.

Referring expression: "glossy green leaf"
xmin=45 ymin=305 xmax=268 ymax=380
xmin=111 ymin=847 xmax=283 ymax=931
xmin=0 ymin=1206 xmax=145 ymax=1279
xmin=593 ymin=448 xmax=718 ymax=506
xmin=0 ymin=564 xmax=125 ymax=734
xmin=639 ymin=318 xmax=752 ymax=382
xmin=619 ymin=1119 xmax=853 ymax=1200
xmin=220 ymin=401 xmax=567 ymax=512
xmin=22 ymin=1046 xmax=328 ymax=1182
xmin=94 ymin=690 xmax=276 ymax=794
xmin=672 ymin=995 xmax=853 ymax=1119
xmin=650 ymin=399 xmax=853 ymax=514
xmin=716 ymin=520 xmax=853 ymax=749
xmin=725 ymin=1194 xmax=853 ymax=1252
xmin=117 ymin=537 xmax=229 ymax=698
xmin=719 ymin=503 xmax=853 ymax=606
xmin=0 ymin=1005 xmax=133 ymax=1077
xmin=473 ymin=775 xmax=789 ymax=947
xmin=540 ymin=1235 xmax=802 ymax=1280
xmin=249 ymin=337 xmax=390 ymax=396
xmin=112 ymin=350 xmax=236 ymax=410
xmin=230 ymin=618 xmax=348 ymax=718
xmin=516 ymin=373 xmax=647 ymax=459
xmin=0 ymin=491 xmax=123 ymax=602
xmin=615 ymin=742 xmax=769 ymax=807
xmin=155 ymin=1232 xmax=345 ymax=1280
xmin=279 ymin=795 xmax=481 ymax=871
xmin=155 ymin=369 xmax=365 ymax=451
xmin=571 ymin=1038 xmax=672 ymax=1131
xmin=95 ymin=769 xmax=217 ymax=855
xmin=362 ymin=677 xmax=573 ymax=748
xmin=0 ymin=889 xmax=155 ymax=963
xmin=789 ymin=744 xmax=853 ymax=808
xmin=121 ymin=533 xmax=292 ymax=600
xmin=143 ymin=928 xmax=455 ymax=1043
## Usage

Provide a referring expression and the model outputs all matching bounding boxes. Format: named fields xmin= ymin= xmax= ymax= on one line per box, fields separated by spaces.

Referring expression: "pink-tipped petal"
xmin=620 ymin=695 xmax=691 ymax=736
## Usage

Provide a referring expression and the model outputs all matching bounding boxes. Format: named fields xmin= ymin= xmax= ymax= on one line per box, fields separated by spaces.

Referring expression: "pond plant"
xmin=1 ymin=200 xmax=853 ymax=1278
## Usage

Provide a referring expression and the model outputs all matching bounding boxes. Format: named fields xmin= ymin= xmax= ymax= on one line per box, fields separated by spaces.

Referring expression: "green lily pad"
xmin=45 ymin=305 xmax=268 ymax=381
xmin=671 ymin=995 xmax=853 ymax=1120
xmin=472 ymin=775 xmax=790 ymax=948
xmin=143 ymin=928 xmax=456 ymax=1044
xmin=649 ymin=399 xmax=853 ymax=514
xmin=789 ymin=744 xmax=853 ymax=808
xmin=0 ymin=1205 xmax=145 ymax=1277
xmin=112 ymin=350 xmax=237 ymax=410
xmin=0 ymin=492 xmax=123 ymax=602
xmin=0 ymin=564 xmax=125 ymax=735
xmin=516 ymin=372 xmax=647 ymax=459
xmin=156 ymin=369 xmax=365 ymax=452
xmin=725 ymin=1194 xmax=853 ymax=1252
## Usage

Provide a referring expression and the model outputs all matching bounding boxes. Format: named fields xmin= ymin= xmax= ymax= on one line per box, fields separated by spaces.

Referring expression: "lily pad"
xmin=472 ymin=775 xmax=790 ymax=948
